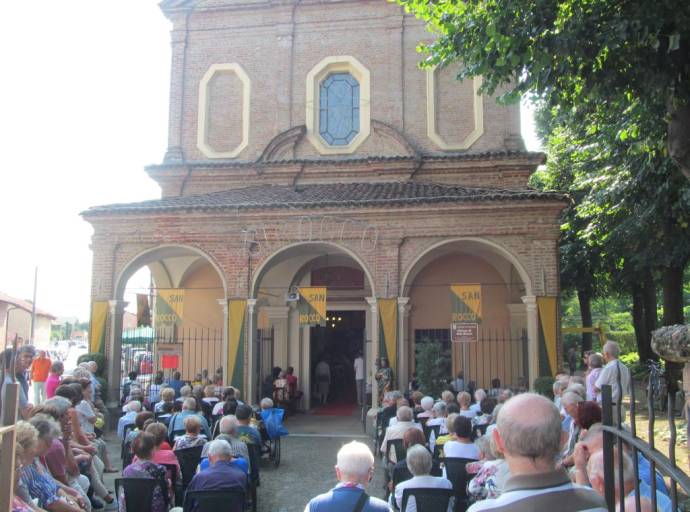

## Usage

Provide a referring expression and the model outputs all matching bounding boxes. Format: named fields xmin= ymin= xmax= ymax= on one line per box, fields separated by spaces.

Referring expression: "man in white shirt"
xmin=594 ymin=340 xmax=630 ymax=422
xmin=353 ymin=351 xmax=364 ymax=406
xmin=380 ymin=406 xmax=422 ymax=463
xmin=393 ymin=445 xmax=453 ymax=512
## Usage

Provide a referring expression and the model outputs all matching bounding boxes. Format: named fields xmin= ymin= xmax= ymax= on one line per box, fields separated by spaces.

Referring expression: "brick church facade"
xmin=83 ymin=0 xmax=565 ymax=409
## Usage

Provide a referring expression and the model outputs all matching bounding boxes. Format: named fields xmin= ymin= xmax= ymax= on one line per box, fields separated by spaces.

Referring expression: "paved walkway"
xmin=103 ymin=410 xmax=387 ymax=512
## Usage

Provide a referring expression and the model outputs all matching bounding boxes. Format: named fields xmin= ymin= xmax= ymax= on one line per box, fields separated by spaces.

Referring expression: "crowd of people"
xmin=2 ymin=339 xmax=674 ymax=512
xmin=305 ymin=340 xmax=670 ymax=512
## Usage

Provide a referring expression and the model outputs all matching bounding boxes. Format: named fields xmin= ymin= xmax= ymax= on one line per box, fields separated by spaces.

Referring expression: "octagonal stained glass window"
xmin=319 ymin=72 xmax=360 ymax=146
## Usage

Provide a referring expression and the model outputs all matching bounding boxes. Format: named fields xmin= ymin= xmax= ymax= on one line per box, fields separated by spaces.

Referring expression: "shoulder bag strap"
xmin=353 ymin=490 xmax=369 ymax=512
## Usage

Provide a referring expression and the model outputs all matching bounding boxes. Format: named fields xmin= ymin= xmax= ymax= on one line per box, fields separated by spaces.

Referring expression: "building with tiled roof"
xmin=0 ymin=291 xmax=57 ymax=349
xmin=83 ymin=0 xmax=566 ymax=411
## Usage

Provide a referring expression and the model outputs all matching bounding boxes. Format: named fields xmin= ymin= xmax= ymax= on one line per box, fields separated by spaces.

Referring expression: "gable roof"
xmin=83 ymin=180 xmax=565 ymax=216
xmin=0 ymin=292 xmax=57 ymax=319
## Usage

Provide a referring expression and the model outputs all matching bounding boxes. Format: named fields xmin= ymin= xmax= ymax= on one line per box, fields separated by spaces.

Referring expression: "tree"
xmin=398 ymin=0 xmax=690 ymax=179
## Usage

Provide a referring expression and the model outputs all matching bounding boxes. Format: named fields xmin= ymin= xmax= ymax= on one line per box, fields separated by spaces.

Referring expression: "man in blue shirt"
xmin=305 ymin=441 xmax=389 ymax=512
xmin=167 ymin=397 xmax=211 ymax=439
xmin=235 ymin=404 xmax=261 ymax=445
xmin=186 ymin=439 xmax=247 ymax=512
xmin=166 ymin=371 xmax=184 ymax=398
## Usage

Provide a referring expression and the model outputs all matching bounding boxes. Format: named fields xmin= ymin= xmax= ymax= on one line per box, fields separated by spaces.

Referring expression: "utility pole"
xmin=29 ymin=266 xmax=38 ymax=344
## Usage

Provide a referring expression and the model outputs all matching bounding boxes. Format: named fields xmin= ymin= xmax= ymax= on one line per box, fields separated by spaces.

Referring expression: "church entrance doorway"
xmin=310 ymin=310 xmax=365 ymax=409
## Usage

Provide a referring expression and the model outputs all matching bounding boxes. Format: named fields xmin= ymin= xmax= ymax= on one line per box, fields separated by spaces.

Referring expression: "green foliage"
xmin=77 ymin=353 xmax=106 ymax=377
xmin=533 ymin=376 xmax=555 ymax=400
xmin=607 ymin=331 xmax=637 ymax=355
xmin=415 ymin=341 xmax=452 ymax=398
xmin=619 ymin=351 xmax=647 ymax=377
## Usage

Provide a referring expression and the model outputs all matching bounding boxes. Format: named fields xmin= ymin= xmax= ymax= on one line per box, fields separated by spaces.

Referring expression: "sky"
xmin=0 ymin=1 xmax=541 ymax=322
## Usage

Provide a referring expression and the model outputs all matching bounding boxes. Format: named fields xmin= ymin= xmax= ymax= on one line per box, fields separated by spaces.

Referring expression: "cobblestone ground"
xmin=255 ymin=434 xmax=387 ymax=512
xmin=103 ymin=411 xmax=387 ymax=512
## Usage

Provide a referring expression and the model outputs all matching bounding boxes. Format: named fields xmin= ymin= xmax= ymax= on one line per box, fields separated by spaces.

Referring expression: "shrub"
xmin=76 ymin=353 xmax=106 ymax=377
xmin=415 ymin=341 xmax=451 ymax=398
xmin=606 ymin=331 xmax=637 ymax=355
xmin=533 ymin=376 xmax=555 ymax=399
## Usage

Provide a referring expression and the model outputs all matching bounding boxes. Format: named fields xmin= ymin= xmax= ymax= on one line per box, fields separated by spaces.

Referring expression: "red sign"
xmin=161 ymin=354 xmax=179 ymax=369
xmin=451 ymin=322 xmax=478 ymax=343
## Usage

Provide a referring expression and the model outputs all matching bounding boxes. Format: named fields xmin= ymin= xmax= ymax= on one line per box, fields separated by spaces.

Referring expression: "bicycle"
xmin=642 ymin=360 xmax=667 ymax=412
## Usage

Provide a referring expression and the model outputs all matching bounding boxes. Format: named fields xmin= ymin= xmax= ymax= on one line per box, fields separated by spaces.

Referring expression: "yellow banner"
xmin=378 ymin=298 xmax=398 ymax=374
xmin=298 ymin=287 xmax=327 ymax=326
xmin=227 ymin=299 xmax=246 ymax=388
xmin=155 ymin=289 xmax=184 ymax=327
xmin=450 ymin=284 xmax=482 ymax=322
xmin=89 ymin=301 xmax=109 ymax=354
xmin=537 ymin=297 xmax=558 ymax=376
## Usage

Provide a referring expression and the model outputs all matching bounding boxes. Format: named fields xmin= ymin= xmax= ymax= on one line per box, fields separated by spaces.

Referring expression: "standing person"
xmin=594 ymin=340 xmax=631 ymax=422
xmin=166 ymin=371 xmax=184 ymax=398
xmin=452 ymin=371 xmax=465 ymax=393
xmin=31 ymin=350 xmax=52 ymax=405
xmin=2 ymin=345 xmax=36 ymax=419
xmin=305 ymin=441 xmax=389 ymax=511
xmin=46 ymin=361 xmax=64 ymax=400
xmin=315 ymin=357 xmax=331 ymax=405
xmin=567 ymin=347 xmax=578 ymax=376
xmin=586 ymin=353 xmax=604 ymax=401
xmin=467 ymin=393 xmax=606 ymax=512
xmin=353 ymin=351 xmax=364 ymax=406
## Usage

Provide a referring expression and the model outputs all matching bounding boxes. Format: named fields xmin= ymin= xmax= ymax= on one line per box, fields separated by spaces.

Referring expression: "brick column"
xmin=522 ymin=295 xmax=539 ymax=389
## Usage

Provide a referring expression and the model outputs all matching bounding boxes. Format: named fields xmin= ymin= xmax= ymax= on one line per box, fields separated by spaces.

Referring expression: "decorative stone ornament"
xmin=651 ymin=324 xmax=690 ymax=362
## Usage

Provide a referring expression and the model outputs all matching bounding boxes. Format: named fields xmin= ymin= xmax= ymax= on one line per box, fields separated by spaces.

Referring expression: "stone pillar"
xmin=264 ymin=306 xmax=290 ymax=369
xmin=106 ymin=300 xmax=127 ymax=425
xmin=397 ymin=297 xmax=410 ymax=391
xmin=507 ymin=303 xmax=527 ymax=337
xmin=366 ymin=297 xmax=379 ymax=409
xmin=246 ymin=299 xmax=257 ymax=405
xmin=522 ymin=295 xmax=539 ymax=389
xmin=217 ymin=299 xmax=229 ymax=384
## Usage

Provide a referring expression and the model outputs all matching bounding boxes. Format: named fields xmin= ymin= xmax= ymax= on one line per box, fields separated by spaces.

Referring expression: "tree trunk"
xmin=642 ymin=273 xmax=658 ymax=361
xmin=668 ymin=102 xmax=690 ymax=181
xmin=661 ymin=263 xmax=687 ymax=399
xmin=630 ymin=282 xmax=650 ymax=360
xmin=577 ymin=288 xmax=593 ymax=356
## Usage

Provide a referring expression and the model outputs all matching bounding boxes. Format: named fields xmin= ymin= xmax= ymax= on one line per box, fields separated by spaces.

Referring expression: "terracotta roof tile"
xmin=83 ymin=181 xmax=566 ymax=216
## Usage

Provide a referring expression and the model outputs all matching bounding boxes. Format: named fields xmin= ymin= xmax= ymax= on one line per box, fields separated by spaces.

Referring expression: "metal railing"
xmin=601 ymin=366 xmax=690 ymax=511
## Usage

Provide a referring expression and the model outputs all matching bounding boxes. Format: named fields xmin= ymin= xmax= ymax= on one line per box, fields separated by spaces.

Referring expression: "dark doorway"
xmin=310 ymin=310 xmax=365 ymax=405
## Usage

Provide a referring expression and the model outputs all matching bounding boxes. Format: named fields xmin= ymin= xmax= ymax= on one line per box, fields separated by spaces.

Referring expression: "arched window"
xmin=318 ymin=72 xmax=360 ymax=146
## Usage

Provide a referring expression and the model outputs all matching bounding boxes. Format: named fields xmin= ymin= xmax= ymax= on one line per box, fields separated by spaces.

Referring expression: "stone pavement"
xmin=102 ymin=410 xmax=387 ymax=512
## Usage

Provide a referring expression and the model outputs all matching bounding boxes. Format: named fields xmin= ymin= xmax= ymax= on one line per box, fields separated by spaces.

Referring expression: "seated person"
xmin=212 ymin=387 xmax=236 ymax=416
xmin=16 ymin=418 xmax=87 ymax=512
xmin=417 ymin=396 xmax=434 ymax=419
xmin=388 ymin=427 xmax=441 ymax=494
xmin=199 ymin=415 xmax=250 ymax=475
xmin=467 ymin=435 xmax=511 ymax=500
xmin=184 ymin=440 xmax=248 ymax=512
xmin=434 ymin=414 xmax=458 ymax=447
xmin=392 ymin=445 xmax=453 ymax=512
xmin=442 ymin=415 xmax=480 ymax=460
xmin=168 ymin=398 xmax=211 ymax=439
xmin=122 ymin=432 xmax=171 ymax=512
xmin=202 ymin=384 xmax=219 ymax=409
xmin=470 ymin=389 xmax=487 ymax=415
xmin=473 ymin=397 xmax=498 ymax=428
xmin=154 ymin=387 xmax=176 ymax=414
xmin=235 ymin=404 xmax=262 ymax=445
xmin=117 ymin=400 xmax=141 ymax=440
xmin=125 ymin=411 xmax=155 ymax=445
xmin=426 ymin=401 xmax=448 ymax=445
xmin=173 ymin=415 xmax=208 ymax=450
xmin=142 ymin=422 xmax=180 ymax=468
xmin=305 ymin=441 xmax=389 ymax=511
xmin=457 ymin=392 xmax=477 ymax=419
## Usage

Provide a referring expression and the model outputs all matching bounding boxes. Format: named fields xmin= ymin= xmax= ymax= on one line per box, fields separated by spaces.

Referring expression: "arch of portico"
xmin=105 ymin=244 xmax=228 ymax=407
xmin=250 ymin=241 xmax=380 ymax=409
xmin=399 ymin=237 xmax=541 ymax=390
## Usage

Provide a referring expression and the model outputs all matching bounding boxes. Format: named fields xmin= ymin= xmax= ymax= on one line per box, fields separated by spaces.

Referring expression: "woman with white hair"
xmin=470 ymin=389 xmax=487 ymax=415
xmin=305 ymin=441 xmax=389 ymax=511
xmin=392 ymin=445 xmax=453 ymax=512
xmin=426 ymin=401 xmax=448 ymax=446
xmin=417 ymin=396 xmax=435 ymax=419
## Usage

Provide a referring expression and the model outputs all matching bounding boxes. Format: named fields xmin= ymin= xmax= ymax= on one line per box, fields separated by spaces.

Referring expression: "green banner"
xmin=227 ymin=299 xmax=246 ymax=388
xmin=298 ymin=287 xmax=327 ymax=326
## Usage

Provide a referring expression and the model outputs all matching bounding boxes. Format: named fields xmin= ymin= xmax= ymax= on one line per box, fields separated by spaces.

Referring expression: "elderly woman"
xmin=72 ymin=378 xmax=116 ymax=473
xmin=467 ymin=434 xmax=511 ymax=500
xmin=586 ymin=353 xmax=604 ymax=401
xmin=470 ymin=389 xmax=487 ymax=415
xmin=441 ymin=390 xmax=455 ymax=407
xmin=392 ymin=445 xmax=453 ymax=512
xmin=154 ymin=387 xmax=176 ymax=414
xmin=16 ymin=417 xmax=87 ymax=512
xmin=457 ymin=391 xmax=476 ymax=419
xmin=417 ymin=396 xmax=435 ymax=419
xmin=387 ymin=427 xmax=442 ymax=494
xmin=122 ymin=433 xmax=170 ymax=512
xmin=144 ymin=422 xmax=181 ymax=467
xmin=443 ymin=415 xmax=480 ymax=459
xmin=173 ymin=414 xmax=208 ymax=450
xmin=176 ymin=385 xmax=192 ymax=404
xmin=125 ymin=411 xmax=155 ymax=446
xmin=426 ymin=401 xmax=448 ymax=446
xmin=434 ymin=413 xmax=458 ymax=448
